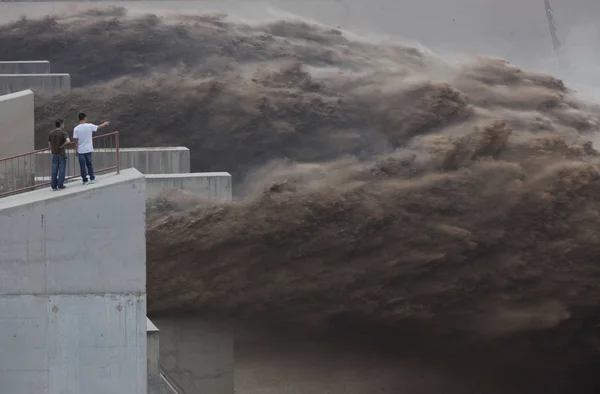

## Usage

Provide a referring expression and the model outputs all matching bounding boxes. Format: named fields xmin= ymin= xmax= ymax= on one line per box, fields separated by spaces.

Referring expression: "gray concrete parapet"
xmin=0 ymin=73 xmax=70 ymax=95
xmin=145 ymin=172 xmax=232 ymax=201
xmin=0 ymin=61 xmax=51 ymax=74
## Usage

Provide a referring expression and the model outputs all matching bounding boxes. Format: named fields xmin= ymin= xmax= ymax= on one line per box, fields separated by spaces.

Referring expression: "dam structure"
xmin=0 ymin=88 xmax=234 ymax=394
xmin=0 ymin=60 xmax=70 ymax=95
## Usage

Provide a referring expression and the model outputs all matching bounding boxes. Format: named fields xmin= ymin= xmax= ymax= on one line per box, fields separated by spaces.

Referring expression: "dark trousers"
xmin=51 ymin=154 xmax=67 ymax=189
xmin=78 ymin=152 xmax=95 ymax=182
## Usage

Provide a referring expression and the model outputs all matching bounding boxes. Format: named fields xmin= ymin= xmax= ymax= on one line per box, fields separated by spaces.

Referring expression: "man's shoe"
xmin=58 ymin=186 xmax=67 ymax=190
xmin=52 ymin=188 xmax=57 ymax=191
xmin=90 ymin=178 xmax=98 ymax=184
xmin=83 ymin=181 xmax=89 ymax=185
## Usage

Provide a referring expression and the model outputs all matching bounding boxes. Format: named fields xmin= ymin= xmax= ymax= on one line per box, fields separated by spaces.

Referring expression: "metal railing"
xmin=0 ymin=131 xmax=120 ymax=198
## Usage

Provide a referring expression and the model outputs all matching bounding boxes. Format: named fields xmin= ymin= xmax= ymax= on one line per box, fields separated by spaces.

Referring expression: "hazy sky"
xmin=2 ymin=0 xmax=600 ymax=82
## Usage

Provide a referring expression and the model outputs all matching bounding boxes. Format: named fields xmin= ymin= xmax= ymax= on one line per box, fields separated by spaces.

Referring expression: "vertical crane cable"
xmin=544 ymin=0 xmax=563 ymax=70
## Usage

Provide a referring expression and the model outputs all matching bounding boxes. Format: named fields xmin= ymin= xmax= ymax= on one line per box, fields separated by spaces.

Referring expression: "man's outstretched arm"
xmin=95 ymin=121 xmax=110 ymax=131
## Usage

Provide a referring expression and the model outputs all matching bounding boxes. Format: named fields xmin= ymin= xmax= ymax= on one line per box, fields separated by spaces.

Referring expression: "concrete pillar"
xmin=0 ymin=90 xmax=34 ymax=158
xmin=0 ymin=90 xmax=36 ymax=196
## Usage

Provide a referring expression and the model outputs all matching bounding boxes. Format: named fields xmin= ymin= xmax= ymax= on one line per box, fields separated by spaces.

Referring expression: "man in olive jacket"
xmin=48 ymin=119 xmax=72 ymax=190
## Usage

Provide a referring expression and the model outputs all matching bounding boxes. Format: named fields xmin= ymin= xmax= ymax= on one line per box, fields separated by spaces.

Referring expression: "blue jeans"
xmin=78 ymin=152 xmax=95 ymax=182
xmin=51 ymin=154 xmax=67 ymax=189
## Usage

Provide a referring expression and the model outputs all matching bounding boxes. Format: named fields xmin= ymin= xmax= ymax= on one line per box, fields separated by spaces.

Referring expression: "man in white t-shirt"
xmin=73 ymin=112 xmax=110 ymax=185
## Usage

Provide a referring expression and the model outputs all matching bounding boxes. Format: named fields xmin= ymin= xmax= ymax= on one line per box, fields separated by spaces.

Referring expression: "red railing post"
xmin=116 ymin=131 xmax=120 ymax=174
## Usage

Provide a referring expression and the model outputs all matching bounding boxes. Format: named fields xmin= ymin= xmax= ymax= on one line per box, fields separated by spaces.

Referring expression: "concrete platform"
xmin=0 ymin=61 xmax=51 ymax=74
xmin=0 ymin=73 xmax=71 ymax=95
xmin=35 ymin=147 xmax=191 ymax=177
xmin=145 ymin=172 xmax=232 ymax=201
xmin=0 ymin=169 xmax=147 ymax=394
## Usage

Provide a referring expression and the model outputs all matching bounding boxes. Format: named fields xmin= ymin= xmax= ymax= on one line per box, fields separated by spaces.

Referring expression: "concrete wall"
xmin=0 ymin=169 xmax=147 ymax=394
xmin=0 ymin=61 xmax=51 ymax=74
xmin=147 ymin=318 xmax=179 ymax=394
xmin=0 ymin=90 xmax=34 ymax=158
xmin=0 ymin=73 xmax=71 ymax=95
xmin=145 ymin=172 xmax=232 ymax=201
xmin=148 ymin=318 xmax=164 ymax=394
xmin=0 ymin=90 xmax=35 ymax=195
xmin=151 ymin=317 xmax=234 ymax=394
xmin=35 ymin=147 xmax=191 ymax=178
xmin=110 ymin=147 xmax=190 ymax=174
xmin=0 ymin=172 xmax=35 ymax=197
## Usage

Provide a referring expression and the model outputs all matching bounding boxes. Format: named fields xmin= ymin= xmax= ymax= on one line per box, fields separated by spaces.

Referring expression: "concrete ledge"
xmin=0 ymin=73 xmax=71 ymax=95
xmin=35 ymin=147 xmax=191 ymax=177
xmin=113 ymin=147 xmax=191 ymax=174
xmin=145 ymin=172 xmax=232 ymax=201
xmin=0 ymin=61 xmax=51 ymax=74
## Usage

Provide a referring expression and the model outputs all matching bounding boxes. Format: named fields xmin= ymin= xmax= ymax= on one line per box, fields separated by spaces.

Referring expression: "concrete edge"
xmin=0 ymin=61 xmax=50 ymax=64
xmin=144 ymin=172 xmax=231 ymax=178
xmin=147 ymin=317 xmax=159 ymax=333
xmin=0 ymin=168 xmax=144 ymax=211
xmin=0 ymin=89 xmax=34 ymax=101
xmin=0 ymin=73 xmax=70 ymax=77
xmin=34 ymin=147 xmax=191 ymax=153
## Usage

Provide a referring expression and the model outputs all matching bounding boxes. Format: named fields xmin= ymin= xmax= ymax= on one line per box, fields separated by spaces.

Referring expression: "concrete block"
xmin=0 ymin=90 xmax=34 ymax=159
xmin=114 ymin=147 xmax=191 ymax=174
xmin=0 ymin=169 xmax=147 ymax=394
xmin=0 ymin=61 xmax=51 ymax=74
xmin=0 ymin=169 xmax=147 ymax=295
xmin=35 ymin=147 xmax=191 ymax=179
xmin=0 ymin=73 xmax=70 ymax=95
xmin=152 ymin=317 xmax=234 ymax=394
xmin=145 ymin=172 xmax=232 ymax=201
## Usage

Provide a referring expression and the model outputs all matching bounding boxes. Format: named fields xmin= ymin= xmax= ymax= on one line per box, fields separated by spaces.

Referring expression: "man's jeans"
xmin=51 ymin=154 xmax=67 ymax=189
xmin=78 ymin=152 xmax=95 ymax=182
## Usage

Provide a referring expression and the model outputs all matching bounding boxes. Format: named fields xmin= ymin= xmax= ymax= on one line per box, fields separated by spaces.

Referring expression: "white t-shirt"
xmin=73 ymin=123 xmax=98 ymax=154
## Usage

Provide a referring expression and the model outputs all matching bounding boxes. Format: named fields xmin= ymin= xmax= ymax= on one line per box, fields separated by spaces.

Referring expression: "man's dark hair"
xmin=78 ymin=112 xmax=86 ymax=121
xmin=55 ymin=119 xmax=64 ymax=128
